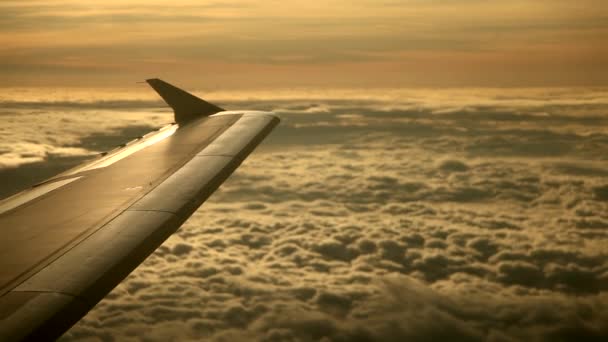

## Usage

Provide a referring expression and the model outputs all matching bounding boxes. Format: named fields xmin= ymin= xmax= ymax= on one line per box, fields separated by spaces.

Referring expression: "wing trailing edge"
xmin=146 ymin=78 xmax=224 ymax=124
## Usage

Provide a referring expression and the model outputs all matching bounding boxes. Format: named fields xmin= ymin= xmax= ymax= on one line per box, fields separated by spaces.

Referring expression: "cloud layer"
xmin=1 ymin=87 xmax=608 ymax=341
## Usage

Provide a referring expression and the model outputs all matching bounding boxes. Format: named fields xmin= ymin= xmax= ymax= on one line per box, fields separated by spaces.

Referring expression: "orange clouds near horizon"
xmin=0 ymin=0 xmax=607 ymax=88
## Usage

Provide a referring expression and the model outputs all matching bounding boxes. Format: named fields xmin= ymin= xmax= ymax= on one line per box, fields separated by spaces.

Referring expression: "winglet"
xmin=146 ymin=78 xmax=224 ymax=124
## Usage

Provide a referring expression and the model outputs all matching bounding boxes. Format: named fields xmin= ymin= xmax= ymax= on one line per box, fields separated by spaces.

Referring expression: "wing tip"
xmin=145 ymin=79 xmax=224 ymax=125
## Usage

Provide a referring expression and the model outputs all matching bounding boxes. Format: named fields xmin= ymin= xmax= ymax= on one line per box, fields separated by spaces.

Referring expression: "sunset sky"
xmin=2 ymin=2 xmax=608 ymax=340
xmin=1 ymin=0 xmax=607 ymax=88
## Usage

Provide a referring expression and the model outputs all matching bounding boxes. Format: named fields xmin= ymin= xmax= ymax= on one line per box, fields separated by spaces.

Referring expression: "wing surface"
xmin=0 ymin=80 xmax=279 ymax=340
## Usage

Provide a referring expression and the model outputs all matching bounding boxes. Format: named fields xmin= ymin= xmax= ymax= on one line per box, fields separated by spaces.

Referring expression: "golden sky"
xmin=1 ymin=0 xmax=607 ymax=88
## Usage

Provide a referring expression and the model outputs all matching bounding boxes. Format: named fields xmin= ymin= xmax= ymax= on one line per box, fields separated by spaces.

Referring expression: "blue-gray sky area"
xmin=1 ymin=0 xmax=607 ymax=87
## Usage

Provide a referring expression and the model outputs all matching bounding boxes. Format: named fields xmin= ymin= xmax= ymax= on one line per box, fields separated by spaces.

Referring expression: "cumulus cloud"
xmin=1 ymin=87 xmax=608 ymax=341
xmin=0 ymin=90 xmax=172 ymax=197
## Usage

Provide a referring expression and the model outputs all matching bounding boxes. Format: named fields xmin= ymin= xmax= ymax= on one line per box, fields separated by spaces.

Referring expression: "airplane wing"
xmin=0 ymin=79 xmax=279 ymax=341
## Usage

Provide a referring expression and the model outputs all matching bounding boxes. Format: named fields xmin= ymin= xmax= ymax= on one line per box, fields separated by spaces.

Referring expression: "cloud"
xmin=1 ymin=87 xmax=607 ymax=340
xmin=0 ymin=92 xmax=170 ymax=198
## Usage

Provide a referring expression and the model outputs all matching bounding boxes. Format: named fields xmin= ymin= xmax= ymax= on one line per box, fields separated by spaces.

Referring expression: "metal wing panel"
xmin=0 ymin=114 xmax=238 ymax=298
xmin=0 ymin=112 xmax=279 ymax=340
xmin=0 ymin=292 xmax=87 ymax=342
xmin=200 ymin=114 xmax=278 ymax=156
xmin=129 ymin=155 xmax=233 ymax=214
xmin=131 ymin=113 xmax=279 ymax=213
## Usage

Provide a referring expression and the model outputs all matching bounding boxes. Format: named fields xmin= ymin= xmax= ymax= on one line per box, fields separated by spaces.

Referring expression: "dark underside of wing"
xmin=0 ymin=111 xmax=279 ymax=341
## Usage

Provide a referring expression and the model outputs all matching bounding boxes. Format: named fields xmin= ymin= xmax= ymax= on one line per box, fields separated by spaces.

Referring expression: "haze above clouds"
xmin=1 ymin=0 xmax=607 ymax=87
xmin=1 ymin=87 xmax=607 ymax=341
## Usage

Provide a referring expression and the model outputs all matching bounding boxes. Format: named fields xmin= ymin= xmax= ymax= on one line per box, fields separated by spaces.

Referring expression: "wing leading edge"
xmin=0 ymin=80 xmax=279 ymax=341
